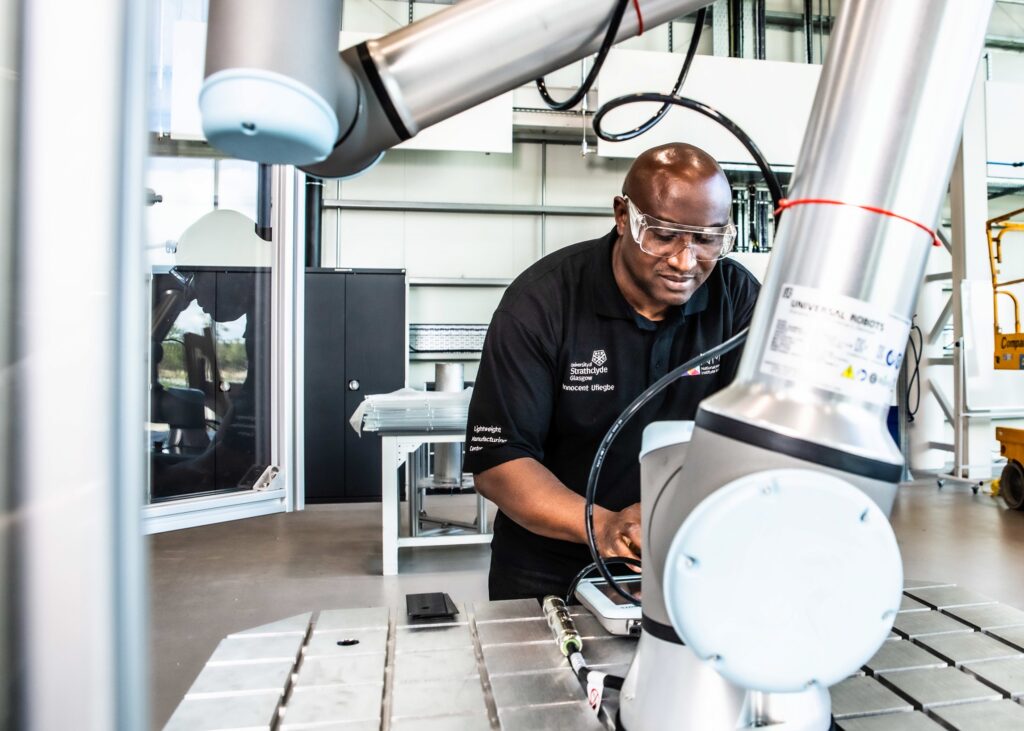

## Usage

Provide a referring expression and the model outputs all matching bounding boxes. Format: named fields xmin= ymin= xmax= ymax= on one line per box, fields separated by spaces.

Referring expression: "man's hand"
xmin=473 ymin=459 xmax=643 ymax=569
xmin=593 ymin=503 xmax=642 ymax=566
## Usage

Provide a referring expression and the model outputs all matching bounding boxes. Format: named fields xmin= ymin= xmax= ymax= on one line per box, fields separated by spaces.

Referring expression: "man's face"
xmin=613 ymin=172 xmax=732 ymax=308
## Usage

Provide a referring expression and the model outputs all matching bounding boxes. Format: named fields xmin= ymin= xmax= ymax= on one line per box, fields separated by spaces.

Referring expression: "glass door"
xmin=146 ymin=159 xmax=271 ymax=502
xmin=142 ymin=0 xmax=301 ymax=532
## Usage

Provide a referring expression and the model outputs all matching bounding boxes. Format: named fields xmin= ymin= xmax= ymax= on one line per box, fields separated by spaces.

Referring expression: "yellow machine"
xmin=995 ymin=427 xmax=1024 ymax=510
xmin=988 ymin=211 xmax=1024 ymax=509
xmin=988 ymin=207 xmax=1024 ymax=369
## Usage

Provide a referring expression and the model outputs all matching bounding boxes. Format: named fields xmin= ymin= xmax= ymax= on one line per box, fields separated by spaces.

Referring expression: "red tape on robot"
xmin=632 ymin=0 xmax=644 ymax=35
xmin=774 ymin=197 xmax=941 ymax=247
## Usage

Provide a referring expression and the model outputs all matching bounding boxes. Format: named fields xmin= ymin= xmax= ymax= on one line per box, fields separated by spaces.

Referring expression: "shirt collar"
xmin=592 ymin=228 xmax=711 ymax=322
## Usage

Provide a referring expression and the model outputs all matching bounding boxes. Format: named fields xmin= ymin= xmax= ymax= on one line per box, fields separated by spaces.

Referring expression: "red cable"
xmin=774 ymin=197 xmax=941 ymax=247
xmin=632 ymin=0 xmax=644 ymax=35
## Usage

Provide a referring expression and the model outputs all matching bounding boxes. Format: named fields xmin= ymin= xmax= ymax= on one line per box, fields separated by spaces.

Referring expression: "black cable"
xmin=728 ymin=0 xmax=743 ymax=58
xmin=535 ymin=0 xmax=632 ymax=112
xmin=604 ymin=673 xmax=624 ymax=690
xmin=596 ymin=7 xmax=708 ymax=142
xmin=817 ymin=0 xmax=824 ymax=64
xmin=565 ymin=556 xmax=642 ymax=604
xmin=593 ymin=94 xmax=786 ymax=214
xmin=755 ymin=0 xmax=766 ymax=60
xmin=907 ymin=323 xmax=922 ymax=421
xmin=803 ymin=0 xmax=814 ymax=63
xmin=584 ymin=328 xmax=750 ymax=605
xmin=567 ymin=650 xmax=625 ymax=689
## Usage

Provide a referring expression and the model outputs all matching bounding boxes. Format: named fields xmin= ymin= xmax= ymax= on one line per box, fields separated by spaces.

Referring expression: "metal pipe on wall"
xmin=433 ymin=363 xmax=465 ymax=486
xmin=304 ymin=176 xmax=323 ymax=268
xmin=803 ymin=0 xmax=815 ymax=62
xmin=728 ymin=0 xmax=744 ymax=57
xmin=818 ymin=0 xmax=825 ymax=62
xmin=755 ymin=0 xmax=766 ymax=59
xmin=256 ymin=162 xmax=273 ymax=241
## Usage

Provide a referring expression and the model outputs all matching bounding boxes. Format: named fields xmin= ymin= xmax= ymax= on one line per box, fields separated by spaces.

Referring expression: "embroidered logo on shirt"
xmin=564 ymin=350 xmax=615 ymax=393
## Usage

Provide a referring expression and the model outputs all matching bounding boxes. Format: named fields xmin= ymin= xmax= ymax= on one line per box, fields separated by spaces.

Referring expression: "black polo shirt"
xmin=465 ymin=228 xmax=760 ymax=579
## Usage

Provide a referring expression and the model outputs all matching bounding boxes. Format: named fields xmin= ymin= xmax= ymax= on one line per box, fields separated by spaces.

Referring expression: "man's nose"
xmin=665 ymin=243 xmax=698 ymax=270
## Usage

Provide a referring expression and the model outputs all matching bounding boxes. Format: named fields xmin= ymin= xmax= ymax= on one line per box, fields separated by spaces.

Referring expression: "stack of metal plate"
xmin=352 ymin=388 xmax=472 ymax=434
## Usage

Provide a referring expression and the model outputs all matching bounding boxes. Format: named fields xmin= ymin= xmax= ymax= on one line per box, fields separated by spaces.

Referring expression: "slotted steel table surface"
xmin=165 ymin=584 xmax=1024 ymax=730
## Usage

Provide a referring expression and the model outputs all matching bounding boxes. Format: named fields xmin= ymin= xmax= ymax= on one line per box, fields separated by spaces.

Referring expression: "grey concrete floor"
xmin=149 ymin=480 xmax=1024 ymax=730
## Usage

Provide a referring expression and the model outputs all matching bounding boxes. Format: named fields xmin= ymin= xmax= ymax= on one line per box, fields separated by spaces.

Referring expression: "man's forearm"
xmin=474 ymin=457 xmax=608 ymax=544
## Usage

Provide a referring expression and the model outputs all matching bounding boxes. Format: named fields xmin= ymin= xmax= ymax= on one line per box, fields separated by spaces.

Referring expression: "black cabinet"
xmin=304 ymin=269 xmax=405 ymax=502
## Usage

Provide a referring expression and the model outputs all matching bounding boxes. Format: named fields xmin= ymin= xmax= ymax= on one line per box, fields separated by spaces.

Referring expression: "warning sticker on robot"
xmin=760 ymin=283 xmax=910 ymax=406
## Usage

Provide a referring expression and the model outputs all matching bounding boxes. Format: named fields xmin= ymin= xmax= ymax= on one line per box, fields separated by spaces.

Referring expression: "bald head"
xmin=622 ymin=143 xmax=731 ymax=227
xmin=610 ymin=143 xmax=733 ymax=317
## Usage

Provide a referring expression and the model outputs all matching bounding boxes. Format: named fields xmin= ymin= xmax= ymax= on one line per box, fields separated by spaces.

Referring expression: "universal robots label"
xmin=760 ymin=283 xmax=910 ymax=406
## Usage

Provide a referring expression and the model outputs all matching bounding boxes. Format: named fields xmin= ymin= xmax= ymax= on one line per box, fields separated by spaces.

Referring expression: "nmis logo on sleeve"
xmin=683 ymin=355 xmax=721 ymax=377
xmin=591 ymin=349 xmax=608 ymax=366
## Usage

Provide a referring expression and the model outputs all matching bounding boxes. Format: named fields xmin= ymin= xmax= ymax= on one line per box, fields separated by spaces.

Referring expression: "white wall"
xmin=321 ymin=142 xmax=624 ymax=386
xmin=322 ymin=143 xmax=626 ymax=275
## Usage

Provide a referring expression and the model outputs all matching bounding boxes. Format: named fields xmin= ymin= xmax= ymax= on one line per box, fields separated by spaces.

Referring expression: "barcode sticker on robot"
xmin=586 ymin=670 xmax=606 ymax=713
xmin=760 ymin=283 xmax=910 ymax=406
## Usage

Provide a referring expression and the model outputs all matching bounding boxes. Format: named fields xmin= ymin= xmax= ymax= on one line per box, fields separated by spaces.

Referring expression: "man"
xmin=465 ymin=142 xmax=760 ymax=600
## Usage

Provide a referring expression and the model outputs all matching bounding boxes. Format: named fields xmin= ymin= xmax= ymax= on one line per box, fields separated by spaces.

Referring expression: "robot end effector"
xmin=198 ymin=0 xmax=711 ymax=179
xmin=199 ymin=0 xmax=376 ymax=176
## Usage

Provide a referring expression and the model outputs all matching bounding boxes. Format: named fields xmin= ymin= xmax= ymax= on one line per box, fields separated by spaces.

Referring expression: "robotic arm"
xmin=200 ymin=1 xmax=993 ymax=728
xmin=200 ymin=0 xmax=707 ymax=178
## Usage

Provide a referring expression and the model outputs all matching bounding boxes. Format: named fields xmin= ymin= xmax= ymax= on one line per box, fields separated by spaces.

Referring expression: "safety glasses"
xmin=624 ymin=196 xmax=736 ymax=261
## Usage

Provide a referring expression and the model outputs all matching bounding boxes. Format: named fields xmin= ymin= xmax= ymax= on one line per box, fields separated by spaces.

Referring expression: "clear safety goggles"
xmin=625 ymin=196 xmax=736 ymax=261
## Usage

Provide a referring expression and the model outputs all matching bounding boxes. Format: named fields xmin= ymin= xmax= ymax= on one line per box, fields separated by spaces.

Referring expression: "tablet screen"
xmin=594 ymin=579 xmax=641 ymax=606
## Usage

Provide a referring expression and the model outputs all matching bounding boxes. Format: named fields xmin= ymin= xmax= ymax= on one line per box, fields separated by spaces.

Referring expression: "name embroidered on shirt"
xmin=560 ymin=382 xmax=617 ymax=393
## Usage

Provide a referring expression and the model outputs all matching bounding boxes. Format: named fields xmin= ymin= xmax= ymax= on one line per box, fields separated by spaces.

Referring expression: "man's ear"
xmin=613 ymin=196 xmax=627 ymax=236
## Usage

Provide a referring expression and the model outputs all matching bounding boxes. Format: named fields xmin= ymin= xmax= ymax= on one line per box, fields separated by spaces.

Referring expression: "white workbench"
xmin=379 ymin=430 xmax=492 ymax=575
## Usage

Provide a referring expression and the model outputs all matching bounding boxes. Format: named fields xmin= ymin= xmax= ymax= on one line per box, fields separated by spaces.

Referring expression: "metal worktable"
xmin=166 ymin=582 xmax=1024 ymax=730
